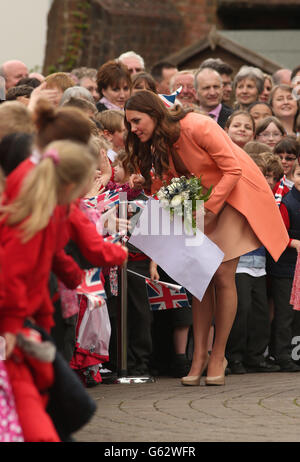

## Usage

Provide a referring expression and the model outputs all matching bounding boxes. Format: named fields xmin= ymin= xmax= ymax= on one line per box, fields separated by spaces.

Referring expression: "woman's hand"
xmin=203 ymin=209 xmax=216 ymax=232
xmin=149 ymin=261 xmax=160 ymax=281
xmin=129 ymin=174 xmax=145 ymax=190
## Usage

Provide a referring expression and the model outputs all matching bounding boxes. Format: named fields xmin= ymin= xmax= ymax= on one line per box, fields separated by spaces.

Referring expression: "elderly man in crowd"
xmin=0 ymin=60 xmax=28 ymax=92
xmin=117 ymin=51 xmax=145 ymax=75
xmin=194 ymin=67 xmax=233 ymax=128
xmin=272 ymin=68 xmax=292 ymax=86
xmin=169 ymin=69 xmax=198 ymax=108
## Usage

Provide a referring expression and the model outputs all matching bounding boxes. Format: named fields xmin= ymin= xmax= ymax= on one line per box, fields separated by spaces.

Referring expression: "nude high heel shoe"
xmin=181 ymin=356 xmax=209 ymax=386
xmin=205 ymin=358 xmax=228 ymax=386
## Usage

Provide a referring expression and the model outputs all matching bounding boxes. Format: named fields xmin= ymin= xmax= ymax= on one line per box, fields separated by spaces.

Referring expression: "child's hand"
xmin=101 ymin=206 xmax=131 ymax=234
xmin=28 ymin=82 xmax=61 ymax=112
xmin=84 ymin=172 xmax=105 ymax=197
xmin=149 ymin=261 xmax=160 ymax=281
xmin=2 ymin=332 xmax=16 ymax=358
xmin=98 ymin=148 xmax=112 ymax=179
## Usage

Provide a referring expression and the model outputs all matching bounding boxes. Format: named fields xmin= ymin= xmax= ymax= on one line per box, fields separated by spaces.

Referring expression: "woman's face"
xmin=226 ymin=114 xmax=254 ymax=147
xmin=249 ymin=103 xmax=273 ymax=127
xmin=256 ymin=121 xmax=283 ymax=148
xmin=271 ymin=88 xmax=298 ymax=119
xmin=259 ymin=78 xmax=272 ymax=103
xmin=235 ymin=78 xmax=258 ymax=106
xmin=102 ymin=79 xmax=131 ymax=108
xmin=125 ymin=109 xmax=156 ymax=142
xmin=277 ymin=151 xmax=297 ymax=177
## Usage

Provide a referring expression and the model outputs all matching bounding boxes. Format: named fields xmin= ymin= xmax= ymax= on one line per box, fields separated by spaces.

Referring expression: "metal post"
xmin=118 ymin=262 xmax=128 ymax=377
xmin=115 ymin=194 xmax=155 ymax=384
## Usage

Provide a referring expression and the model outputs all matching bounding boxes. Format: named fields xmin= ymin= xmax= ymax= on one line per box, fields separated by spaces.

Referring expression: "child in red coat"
xmin=0 ymin=139 xmax=127 ymax=442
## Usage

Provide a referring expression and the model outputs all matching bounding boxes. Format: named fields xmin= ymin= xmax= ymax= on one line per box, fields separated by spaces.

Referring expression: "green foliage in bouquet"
xmin=156 ymin=176 xmax=212 ymax=231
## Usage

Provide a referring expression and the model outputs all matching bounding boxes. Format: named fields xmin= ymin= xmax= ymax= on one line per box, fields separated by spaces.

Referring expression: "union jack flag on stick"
xmin=77 ymin=268 xmax=106 ymax=300
xmin=158 ymin=86 xmax=182 ymax=108
xmin=84 ymin=189 xmax=122 ymax=211
xmin=145 ymin=278 xmax=190 ymax=311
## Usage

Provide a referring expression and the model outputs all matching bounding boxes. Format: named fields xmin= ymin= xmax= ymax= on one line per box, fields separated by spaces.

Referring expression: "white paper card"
xmin=129 ymin=198 xmax=224 ymax=301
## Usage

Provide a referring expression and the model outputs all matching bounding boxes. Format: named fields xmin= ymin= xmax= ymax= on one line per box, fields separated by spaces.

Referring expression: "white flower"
xmin=170 ymin=194 xmax=183 ymax=207
xmin=160 ymin=198 xmax=170 ymax=208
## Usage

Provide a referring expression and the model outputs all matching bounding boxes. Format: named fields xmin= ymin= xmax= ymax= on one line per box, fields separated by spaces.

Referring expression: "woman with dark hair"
xmin=131 ymin=72 xmax=157 ymax=95
xmin=124 ymin=90 xmax=289 ymax=386
xmin=96 ymin=60 xmax=132 ymax=112
xmin=248 ymin=101 xmax=273 ymax=128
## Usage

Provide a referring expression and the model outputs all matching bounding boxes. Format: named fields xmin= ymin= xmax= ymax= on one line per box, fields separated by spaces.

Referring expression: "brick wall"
xmin=171 ymin=0 xmax=218 ymax=46
xmin=43 ymin=0 xmax=186 ymax=73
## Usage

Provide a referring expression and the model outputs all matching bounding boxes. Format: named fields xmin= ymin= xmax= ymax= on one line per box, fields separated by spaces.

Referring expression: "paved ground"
xmin=74 ymin=372 xmax=300 ymax=443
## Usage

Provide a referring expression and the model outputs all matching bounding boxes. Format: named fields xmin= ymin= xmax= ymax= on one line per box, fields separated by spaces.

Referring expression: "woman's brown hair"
xmin=124 ymin=90 xmax=192 ymax=186
xmin=273 ymin=135 xmax=300 ymax=157
xmin=132 ymin=72 xmax=157 ymax=94
xmin=97 ymin=60 xmax=132 ymax=96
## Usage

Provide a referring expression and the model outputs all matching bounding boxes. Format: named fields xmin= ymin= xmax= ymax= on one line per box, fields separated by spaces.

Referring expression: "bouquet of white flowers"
xmin=156 ymin=176 xmax=212 ymax=232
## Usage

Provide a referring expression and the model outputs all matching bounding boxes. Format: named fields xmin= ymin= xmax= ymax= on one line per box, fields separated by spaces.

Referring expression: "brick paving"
xmin=74 ymin=372 xmax=300 ymax=443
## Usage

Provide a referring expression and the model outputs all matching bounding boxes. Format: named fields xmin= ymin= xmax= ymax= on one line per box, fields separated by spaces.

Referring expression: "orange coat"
xmin=151 ymin=112 xmax=289 ymax=262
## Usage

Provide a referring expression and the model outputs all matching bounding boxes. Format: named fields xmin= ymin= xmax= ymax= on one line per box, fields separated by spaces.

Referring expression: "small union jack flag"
xmin=84 ymin=196 xmax=98 ymax=208
xmin=84 ymin=189 xmax=121 ymax=211
xmin=158 ymin=86 xmax=182 ymax=108
xmin=104 ymin=231 xmax=127 ymax=244
xmin=145 ymin=278 xmax=190 ymax=311
xmin=77 ymin=268 xmax=106 ymax=299
xmin=98 ymin=189 xmax=121 ymax=210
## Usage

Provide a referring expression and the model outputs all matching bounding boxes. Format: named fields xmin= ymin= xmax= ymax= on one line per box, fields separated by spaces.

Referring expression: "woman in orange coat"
xmin=124 ymin=90 xmax=289 ymax=386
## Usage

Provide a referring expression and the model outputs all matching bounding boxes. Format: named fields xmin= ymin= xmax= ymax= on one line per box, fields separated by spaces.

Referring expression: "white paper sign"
xmin=129 ymin=198 xmax=224 ymax=301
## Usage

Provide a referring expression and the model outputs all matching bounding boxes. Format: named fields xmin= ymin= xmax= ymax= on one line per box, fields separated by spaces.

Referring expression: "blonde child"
xmin=0 ymin=140 xmax=97 ymax=442
xmin=95 ymin=109 xmax=126 ymax=161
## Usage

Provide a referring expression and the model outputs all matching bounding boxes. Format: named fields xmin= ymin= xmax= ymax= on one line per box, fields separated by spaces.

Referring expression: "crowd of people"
xmin=0 ymin=49 xmax=300 ymax=441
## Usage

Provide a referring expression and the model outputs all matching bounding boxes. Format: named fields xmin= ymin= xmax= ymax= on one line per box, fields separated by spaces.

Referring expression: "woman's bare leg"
xmin=187 ymin=257 xmax=239 ymax=378
xmin=207 ymin=257 xmax=239 ymax=377
xmin=187 ymin=282 xmax=215 ymax=376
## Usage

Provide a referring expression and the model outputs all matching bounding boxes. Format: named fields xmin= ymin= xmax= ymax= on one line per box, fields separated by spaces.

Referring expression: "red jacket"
xmin=0 ymin=156 xmax=127 ymax=335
